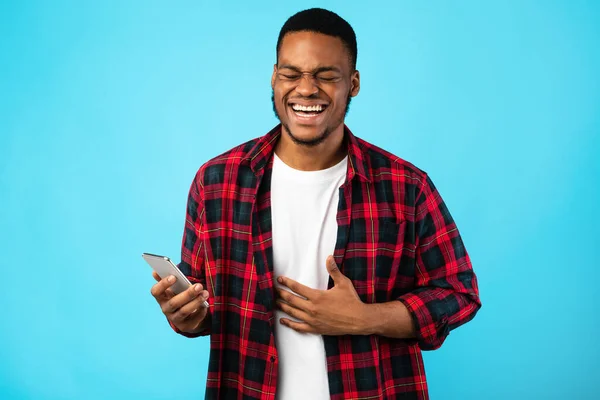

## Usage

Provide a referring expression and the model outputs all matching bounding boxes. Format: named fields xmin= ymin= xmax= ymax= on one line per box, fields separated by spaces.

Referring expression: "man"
xmin=150 ymin=8 xmax=481 ymax=400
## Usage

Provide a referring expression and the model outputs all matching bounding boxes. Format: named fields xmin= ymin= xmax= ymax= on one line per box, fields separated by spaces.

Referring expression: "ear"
xmin=350 ymin=70 xmax=360 ymax=97
xmin=271 ymin=64 xmax=277 ymax=89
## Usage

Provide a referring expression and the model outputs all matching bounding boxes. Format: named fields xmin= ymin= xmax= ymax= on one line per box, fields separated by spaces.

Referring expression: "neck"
xmin=275 ymin=125 xmax=347 ymax=171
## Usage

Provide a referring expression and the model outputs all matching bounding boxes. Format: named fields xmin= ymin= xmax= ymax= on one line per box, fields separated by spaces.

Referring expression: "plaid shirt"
xmin=174 ymin=125 xmax=481 ymax=399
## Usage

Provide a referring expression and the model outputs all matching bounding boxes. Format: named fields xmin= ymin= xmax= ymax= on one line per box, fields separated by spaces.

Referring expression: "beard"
xmin=271 ymin=90 xmax=352 ymax=147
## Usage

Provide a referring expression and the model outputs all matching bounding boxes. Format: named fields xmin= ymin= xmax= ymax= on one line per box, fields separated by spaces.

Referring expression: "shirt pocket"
xmin=374 ymin=214 xmax=411 ymax=302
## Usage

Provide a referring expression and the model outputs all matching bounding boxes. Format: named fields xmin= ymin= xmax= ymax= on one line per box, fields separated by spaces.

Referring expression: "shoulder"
xmin=356 ymin=136 xmax=428 ymax=190
xmin=192 ymin=136 xmax=262 ymax=186
xmin=352 ymin=136 xmax=437 ymax=221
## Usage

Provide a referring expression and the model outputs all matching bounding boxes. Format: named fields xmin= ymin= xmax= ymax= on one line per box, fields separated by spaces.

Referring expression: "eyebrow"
xmin=278 ymin=64 xmax=342 ymax=74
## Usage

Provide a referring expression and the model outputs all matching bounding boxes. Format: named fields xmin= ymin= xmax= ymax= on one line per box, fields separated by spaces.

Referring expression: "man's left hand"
xmin=276 ymin=255 xmax=366 ymax=335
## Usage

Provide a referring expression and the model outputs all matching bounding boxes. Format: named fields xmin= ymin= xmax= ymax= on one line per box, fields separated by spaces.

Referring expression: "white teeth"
xmin=291 ymin=104 xmax=324 ymax=112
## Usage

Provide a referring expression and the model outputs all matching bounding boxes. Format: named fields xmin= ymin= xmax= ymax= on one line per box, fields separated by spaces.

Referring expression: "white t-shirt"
xmin=271 ymin=152 xmax=348 ymax=400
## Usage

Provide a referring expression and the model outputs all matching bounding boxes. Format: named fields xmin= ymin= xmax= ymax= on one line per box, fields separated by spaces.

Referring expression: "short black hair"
xmin=276 ymin=8 xmax=357 ymax=70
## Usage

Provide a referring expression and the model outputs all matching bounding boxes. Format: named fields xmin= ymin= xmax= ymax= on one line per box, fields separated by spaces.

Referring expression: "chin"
xmin=284 ymin=124 xmax=330 ymax=147
xmin=291 ymin=126 xmax=320 ymax=138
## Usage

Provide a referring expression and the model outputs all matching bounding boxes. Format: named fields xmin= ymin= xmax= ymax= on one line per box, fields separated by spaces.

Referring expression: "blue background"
xmin=1 ymin=1 xmax=598 ymax=399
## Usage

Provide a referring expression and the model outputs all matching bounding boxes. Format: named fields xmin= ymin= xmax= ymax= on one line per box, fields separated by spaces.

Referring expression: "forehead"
xmin=278 ymin=31 xmax=351 ymax=71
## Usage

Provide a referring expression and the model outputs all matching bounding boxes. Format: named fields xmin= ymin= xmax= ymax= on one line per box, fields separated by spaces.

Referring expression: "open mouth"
xmin=289 ymin=103 xmax=328 ymax=118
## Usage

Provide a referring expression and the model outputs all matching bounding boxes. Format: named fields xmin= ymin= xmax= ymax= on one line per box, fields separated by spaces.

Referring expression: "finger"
xmin=152 ymin=271 xmax=161 ymax=282
xmin=171 ymin=292 xmax=209 ymax=323
xmin=150 ymin=275 xmax=177 ymax=300
xmin=325 ymin=255 xmax=345 ymax=284
xmin=276 ymin=288 xmax=311 ymax=311
xmin=276 ymin=276 xmax=315 ymax=299
xmin=279 ymin=318 xmax=317 ymax=334
xmin=277 ymin=300 xmax=311 ymax=323
xmin=161 ymin=283 xmax=203 ymax=314
xmin=165 ymin=287 xmax=175 ymax=298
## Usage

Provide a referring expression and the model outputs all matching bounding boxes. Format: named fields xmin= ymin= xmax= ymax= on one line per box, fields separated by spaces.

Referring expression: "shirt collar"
xmin=246 ymin=124 xmax=372 ymax=184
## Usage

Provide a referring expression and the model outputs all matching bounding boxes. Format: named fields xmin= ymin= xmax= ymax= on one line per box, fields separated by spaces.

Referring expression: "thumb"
xmin=326 ymin=255 xmax=344 ymax=284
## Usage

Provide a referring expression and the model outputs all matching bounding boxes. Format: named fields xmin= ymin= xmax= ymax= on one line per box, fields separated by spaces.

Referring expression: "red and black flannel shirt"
xmin=173 ymin=124 xmax=481 ymax=400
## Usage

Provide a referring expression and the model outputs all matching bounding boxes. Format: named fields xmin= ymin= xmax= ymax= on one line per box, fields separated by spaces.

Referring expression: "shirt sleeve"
xmin=398 ymin=174 xmax=481 ymax=350
xmin=169 ymin=168 xmax=211 ymax=338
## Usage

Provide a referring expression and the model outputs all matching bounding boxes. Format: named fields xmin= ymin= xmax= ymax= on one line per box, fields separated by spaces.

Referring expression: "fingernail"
xmin=168 ymin=276 xmax=175 ymax=283
xmin=277 ymin=277 xmax=283 ymax=284
xmin=195 ymin=284 xmax=202 ymax=293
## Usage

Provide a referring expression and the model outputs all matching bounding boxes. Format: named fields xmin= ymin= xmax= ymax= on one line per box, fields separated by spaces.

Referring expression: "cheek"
xmin=330 ymin=86 xmax=351 ymax=105
xmin=273 ymin=88 xmax=288 ymax=105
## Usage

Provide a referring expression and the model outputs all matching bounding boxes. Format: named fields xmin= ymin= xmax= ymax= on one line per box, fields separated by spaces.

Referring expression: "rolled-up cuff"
xmin=398 ymin=290 xmax=450 ymax=350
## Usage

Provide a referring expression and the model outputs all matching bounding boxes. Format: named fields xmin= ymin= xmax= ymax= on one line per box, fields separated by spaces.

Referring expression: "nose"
xmin=294 ymin=73 xmax=319 ymax=97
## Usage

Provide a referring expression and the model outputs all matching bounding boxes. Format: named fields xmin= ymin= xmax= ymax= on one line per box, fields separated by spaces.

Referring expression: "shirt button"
xmin=270 ymin=356 xmax=276 ymax=362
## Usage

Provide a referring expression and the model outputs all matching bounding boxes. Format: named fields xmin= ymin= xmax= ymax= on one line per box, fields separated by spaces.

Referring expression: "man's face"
xmin=271 ymin=31 xmax=360 ymax=147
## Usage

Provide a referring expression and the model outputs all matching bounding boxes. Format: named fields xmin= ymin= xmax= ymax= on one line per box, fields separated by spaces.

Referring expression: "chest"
xmin=270 ymin=177 xmax=343 ymax=292
xmin=203 ymin=171 xmax=417 ymax=308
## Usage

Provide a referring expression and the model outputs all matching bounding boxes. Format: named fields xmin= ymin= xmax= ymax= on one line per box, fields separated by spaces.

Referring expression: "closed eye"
xmin=317 ymin=76 xmax=340 ymax=82
xmin=279 ymin=74 xmax=301 ymax=80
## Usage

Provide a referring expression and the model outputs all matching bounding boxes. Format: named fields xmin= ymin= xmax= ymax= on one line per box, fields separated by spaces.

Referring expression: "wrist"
xmin=351 ymin=301 xmax=416 ymax=338
xmin=353 ymin=302 xmax=377 ymax=336
xmin=185 ymin=311 xmax=211 ymax=334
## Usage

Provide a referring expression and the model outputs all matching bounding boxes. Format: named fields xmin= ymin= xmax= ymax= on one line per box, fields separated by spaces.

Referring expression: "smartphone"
xmin=142 ymin=252 xmax=209 ymax=308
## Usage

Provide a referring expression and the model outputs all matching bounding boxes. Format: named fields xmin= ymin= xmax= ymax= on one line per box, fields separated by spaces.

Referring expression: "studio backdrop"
xmin=1 ymin=1 xmax=598 ymax=399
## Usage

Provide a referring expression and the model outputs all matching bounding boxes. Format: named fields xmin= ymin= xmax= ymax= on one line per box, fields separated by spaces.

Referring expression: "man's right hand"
xmin=150 ymin=271 xmax=210 ymax=334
